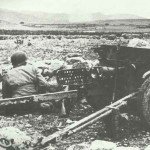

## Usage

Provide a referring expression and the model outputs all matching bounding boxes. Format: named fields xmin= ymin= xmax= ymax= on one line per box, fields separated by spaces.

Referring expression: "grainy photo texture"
xmin=0 ymin=0 xmax=150 ymax=149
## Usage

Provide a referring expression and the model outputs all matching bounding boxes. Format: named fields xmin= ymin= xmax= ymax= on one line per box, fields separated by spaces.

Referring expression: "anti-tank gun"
xmin=86 ymin=45 xmax=150 ymax=125
xmin=56 ymin=44 xmax=150 ymax=128
xmin=2 ymin=45 xmax=150 ymax=149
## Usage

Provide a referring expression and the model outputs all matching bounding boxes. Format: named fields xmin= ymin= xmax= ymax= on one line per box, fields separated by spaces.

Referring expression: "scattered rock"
xmin=48 ymin=59 xmax=66 ymax=72
xmin=66 ymin=53 xmax=82 ymax=58
xmin=66 ymin=119 xmax=74 ymax=124
xmin=128 ymin=38 xmax=150 ymax=48
xmin=120 ymin=113 xmax=129 ymax=121
xmin=145 ymin=145 xmax=150 ymax=150
xmin=40 ymin=102 xmax=53 ymax=111
xmin=25 ymin=123 xmax=32 ymax=128
xmin=89 ymin=140 xmax=117 ymax=150
xmin=66 ymin=57 xmax=86 ymax=65
xmin=67 ymin=142 xmax=90 ymax=150
xmin=72 ymin=61 xmax=89 ymax=69
xmin=37 ymin=115 xmax=43 ymax=121
xmin=44 ymin=144 xmax=57 ymax=150
xmin=115 ymin=147 xmax=140 ymax=150
xmin=0 ymin=127 xmax=31 ymax=145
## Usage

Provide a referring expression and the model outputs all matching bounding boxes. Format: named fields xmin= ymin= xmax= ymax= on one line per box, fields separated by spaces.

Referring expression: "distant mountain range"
xmin=0 ymin=8 xmax=146 ymax=24
xmin=0 ymin=8 xmax=69 ymax=24
xmin=92 ymin=12 xmax=145 ymax=21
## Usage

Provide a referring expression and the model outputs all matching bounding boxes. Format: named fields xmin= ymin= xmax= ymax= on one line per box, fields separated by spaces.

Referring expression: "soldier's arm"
xmin=41 ymin=68 xmax=56 ymax=78
xmin=35 ymin=68 xmax=53 ymax=89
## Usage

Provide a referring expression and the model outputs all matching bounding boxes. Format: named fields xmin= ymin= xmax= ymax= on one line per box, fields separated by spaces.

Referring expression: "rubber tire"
xmin=139 ymin=76 xmax=150 ymax=128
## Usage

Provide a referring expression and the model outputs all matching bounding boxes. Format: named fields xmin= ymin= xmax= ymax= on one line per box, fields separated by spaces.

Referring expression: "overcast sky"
xmin=0 ymin=0 xmax=150 ymax=18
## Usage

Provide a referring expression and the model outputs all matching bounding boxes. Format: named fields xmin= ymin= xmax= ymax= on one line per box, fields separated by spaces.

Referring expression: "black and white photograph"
xmin=0 ymin=0 xmax=150 ymax=149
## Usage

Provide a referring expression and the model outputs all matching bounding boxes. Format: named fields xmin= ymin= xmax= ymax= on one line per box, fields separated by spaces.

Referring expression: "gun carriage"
xmin=2 ymin=45 xmax=150 ymax=149
xmin=57 ymin=45 xmax=150 ymax=126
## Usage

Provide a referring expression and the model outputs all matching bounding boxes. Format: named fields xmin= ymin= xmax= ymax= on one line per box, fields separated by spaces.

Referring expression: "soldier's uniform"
xmin=2 ymin=64 xmax=51 ymax=98
xmin=2 ymin=51 xmax=52 ymax=98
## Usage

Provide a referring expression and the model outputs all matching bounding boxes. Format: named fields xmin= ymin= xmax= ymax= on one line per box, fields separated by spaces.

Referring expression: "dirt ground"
xmin=0 ymin=101 xmax=150 ymax=150
xmin=1 ymin=34 xmax=150 ymax=149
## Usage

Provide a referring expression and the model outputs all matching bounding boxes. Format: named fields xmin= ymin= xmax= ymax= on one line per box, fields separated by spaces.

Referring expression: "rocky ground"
xmin=1 ymin=34 xmax=150 ymax=149
xmin=0 ymin=101 xmax=150 ymax=150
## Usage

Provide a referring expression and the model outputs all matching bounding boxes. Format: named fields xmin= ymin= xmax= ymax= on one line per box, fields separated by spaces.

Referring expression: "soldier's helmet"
xmin=11 ymin=51 xmax=27 ymax=67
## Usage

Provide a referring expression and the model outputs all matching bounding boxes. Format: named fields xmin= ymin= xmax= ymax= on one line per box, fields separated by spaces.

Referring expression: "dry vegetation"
xmin=1 ymin=32 xmax=150 ymax=149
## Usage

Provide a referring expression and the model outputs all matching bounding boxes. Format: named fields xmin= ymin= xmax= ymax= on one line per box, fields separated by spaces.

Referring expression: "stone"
xmin=48 ymin=59 xmax=65 ymax=72
xmin=37 ymin=115 xmax=43 ymax=121
xmin=67 ymin=142 xmax=90 ymax=150
xmin=72 ymin=61 xmax=89 ymax=69
xmin=66 ymin=57 xmax=86 ymax=65
xmin=66 ymin=119 xmax=74 ymax=124
xmin=145 ymin=145 xmax=150 ymax=150
xmin=25 ymin=123 xmax=32 ymax=128
xmin=128 ymin=38 xmax=150 ymax=48
xmin=44 ymin=144 xmax=56 ymax=150
xmin=89 ymin=140 xmax=117 ymax=150
xmin=40 ymin=102 xmax=53 ymax=111
xmin=115 ymin=147 xmax=140 ymax=150
xmin=0 ymin=127 xmax=31 ymax=145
